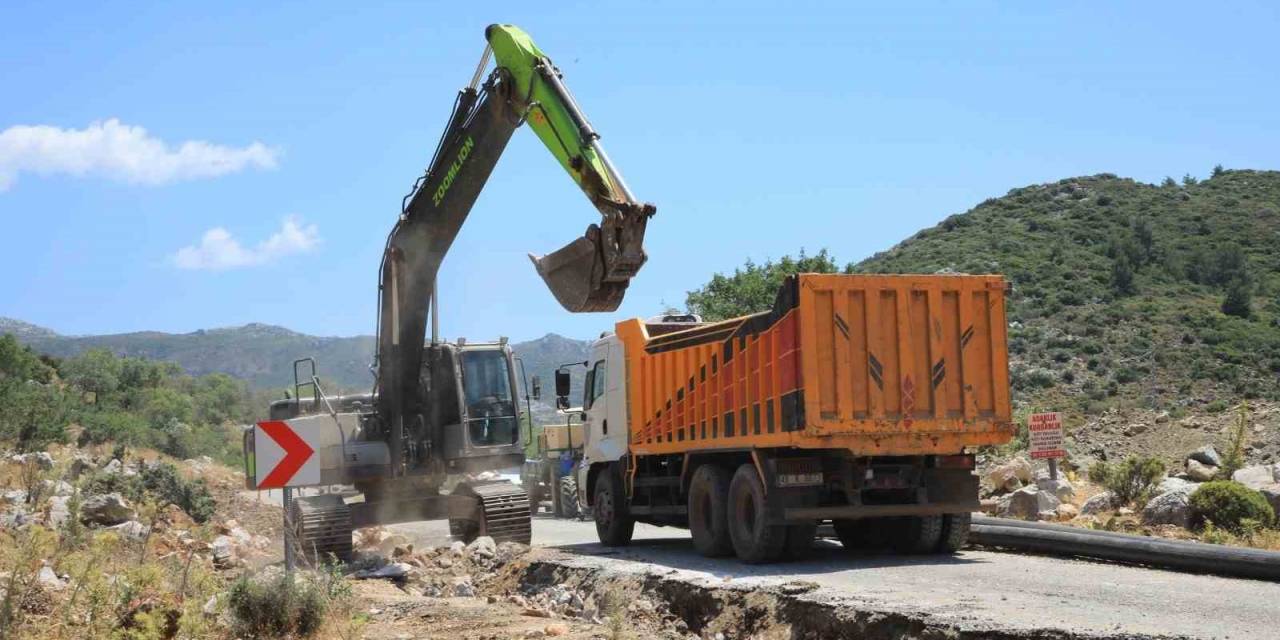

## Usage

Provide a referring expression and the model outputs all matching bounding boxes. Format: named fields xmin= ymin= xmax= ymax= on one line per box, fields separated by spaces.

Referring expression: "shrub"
xmin=83 ymin=462 xmax=217 ymax=523
xmin=1088 ymin=456 xmax=1166 ymax=506
xmin=227 ymin=572 xmax=333 ymax=638
xmin=1219 ymin=402 xmax=1249 ymax=478
xmin=1189 ymin=481 xmax=1275 ymax=533
xmin=1222 ymin=278 xmax=1252 ymax=318
xmin=140 ymin=462 xmax=217 ymax=523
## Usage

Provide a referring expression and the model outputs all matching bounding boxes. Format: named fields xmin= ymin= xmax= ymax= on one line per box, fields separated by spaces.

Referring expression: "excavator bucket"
xmin=530 ymin=228 xmax=626 ymax=313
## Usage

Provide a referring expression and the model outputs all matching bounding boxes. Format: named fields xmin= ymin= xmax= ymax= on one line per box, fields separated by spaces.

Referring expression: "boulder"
xmin=1056 ymin=504 xmax=1080 ymax=521
xmin=448 ymin=540 xmax=466 ymax=555
xmin=1081 ymin=491 xmax=1117 ymax=515
xmin=1188 ymin=445 xmax=1222 ymax=468
xmin=1258 ymin=484 xmax=1280 ymax=516
xmin=109 ymin=520 xmax=151 ymax=542
xmin=0 ymin=508 xmax=33 ymax=530
xmin=1141 ymin=487 xmax=1195 ymax=529
xmin=46 ymin=496 xmax=72 ymax=528
xmin=2 ymin=490 xmax=28 ymax=505
xmin=1035 ymin=477 xmax=1075 ymax=501
xmin=1232 ymin=465 xmax=1280 ymax=491
xmin=997 ymin=485 xmax=1060 ymax=520
xmin=465 ymin=535 xmax=496 ymax=559
xmin=211 ymin=535 xmax=237 ymax=569
xmin=37 ymin=565 xmax=66 ymax=591
xmin=985 ymin=458 xmax=1033 ymax=493
xmin=1157 ymin=477 xmax=1196 ymax=495
xmin=376 ymin=533 xmax=411 ymax=556
xmin=353 ymin=562 xmax=411 ymax=580
xmin=450 ymin=577 xmax=475 ymax=597
xmin=67 ymin=455 xmax=95 ymax=480
xmin=1185 ymin=459 xmax=1219 ymax=482
xmin=10 ymin=452 xmax=54 ymax=470
xmin=80 ymin=493 xmax=135 ymax=526
xmin=101 ymin=459 xmax=124 ymax=475
xmin=40 ymin=480 xmax=74 ymax=498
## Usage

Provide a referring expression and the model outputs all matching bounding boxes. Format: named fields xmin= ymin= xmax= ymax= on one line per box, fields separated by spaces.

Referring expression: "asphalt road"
xmin=393 ymin=515 xmax=1280 ymax=640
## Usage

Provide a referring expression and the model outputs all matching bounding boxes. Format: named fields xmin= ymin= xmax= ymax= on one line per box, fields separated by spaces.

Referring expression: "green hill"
xmin=853 ymin=169 xmax=1280 ymax=416
xmin=2 ymin=321 xmax=591 ymax=400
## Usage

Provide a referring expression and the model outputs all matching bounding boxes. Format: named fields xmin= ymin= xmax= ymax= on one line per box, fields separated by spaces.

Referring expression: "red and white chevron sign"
xmin=254 ymin=420 xmax=320 ymax=489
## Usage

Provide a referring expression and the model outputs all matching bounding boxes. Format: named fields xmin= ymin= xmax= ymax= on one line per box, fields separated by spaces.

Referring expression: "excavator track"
xmin=449 ymin=481 xmax=532 ymax=545
xmin=289 ymin=494 xmax=354 ymax=565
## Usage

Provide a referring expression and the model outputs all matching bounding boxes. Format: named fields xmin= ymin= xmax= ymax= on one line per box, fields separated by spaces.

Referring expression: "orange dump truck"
xmin=555 ymin=273 xmax=1012 ymax=562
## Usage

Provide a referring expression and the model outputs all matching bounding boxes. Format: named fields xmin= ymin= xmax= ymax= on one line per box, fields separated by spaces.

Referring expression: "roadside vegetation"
xmin=0 ymin=334 xmax=264 ymax=465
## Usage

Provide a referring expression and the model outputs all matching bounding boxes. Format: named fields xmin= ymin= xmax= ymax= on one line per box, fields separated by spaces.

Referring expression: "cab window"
xmin=584 ymin=360 xmax=606 ymax=409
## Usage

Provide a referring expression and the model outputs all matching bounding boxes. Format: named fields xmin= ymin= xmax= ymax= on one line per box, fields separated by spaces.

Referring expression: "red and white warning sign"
xmin=254 ymin=420 xmax=320 ymax=489
xmin=1028 ymin=412 xmax=1066 ymax=460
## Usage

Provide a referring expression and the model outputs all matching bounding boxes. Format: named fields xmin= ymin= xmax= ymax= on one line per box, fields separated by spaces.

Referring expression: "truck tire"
xmin=559 ymin=475 xmax=580 ymax=519
xmin=594 ymin=468 xmax=634 ymax=546
xmin=781 ymin=522 xmax=817 ymax=560
xmin=727 ymin=464 xmax=786 ymax=563
xmin=891 ymin=516 xmax=944 ymax=554
xmin=688 ymin=464 xmax=733 ymax=557
xmin=936 ymin=512 xmax=971 ymax=553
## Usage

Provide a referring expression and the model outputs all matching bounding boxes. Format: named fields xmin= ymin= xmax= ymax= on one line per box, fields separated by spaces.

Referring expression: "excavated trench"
xmin=510 ymin=556 xmax=1180 ymax=640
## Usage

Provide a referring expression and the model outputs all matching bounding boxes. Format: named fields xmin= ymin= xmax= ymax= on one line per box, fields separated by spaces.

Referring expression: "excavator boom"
xmin=376 ymin=25 xmax=654 ymax=466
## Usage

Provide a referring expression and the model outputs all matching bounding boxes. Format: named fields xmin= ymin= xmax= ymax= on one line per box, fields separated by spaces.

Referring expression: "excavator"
xmin=243 ymin=24 xmax=654 ymax=562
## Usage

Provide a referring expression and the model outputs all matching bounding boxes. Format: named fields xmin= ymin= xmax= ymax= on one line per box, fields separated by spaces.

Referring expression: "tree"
xmin=62 ymin=348 xmax=122 ymax=404
xmin=0 ymin=383 xmax=70 ymax=451
xmin=1131 ymin=217 xmax=1154 ymax=263
xmin=1222 ymin=277 xmax=1253 ymax=318
xmin=1161 ymin=176 xmax=1178 ymax=188
xmin=1212 ymin=164 xmax=1225 ymax=177
xmin=1183 ymin=173 xmax=1198 ymax=187
xmin=685 ymin=249 xmax=846 ymax=321
xmin=0 ymin=334 xmax=54 ymax=384
xmin=1111 ymin=254 xmax=1136 ymax=296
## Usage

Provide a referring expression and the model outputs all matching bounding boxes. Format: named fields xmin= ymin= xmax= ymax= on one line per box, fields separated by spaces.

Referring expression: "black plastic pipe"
xmin=970 ymin=516 xmax=1280 ymax=582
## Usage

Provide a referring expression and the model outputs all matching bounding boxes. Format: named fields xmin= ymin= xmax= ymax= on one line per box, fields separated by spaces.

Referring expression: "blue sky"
xmin=2 ymin=1 xmax=1277 ymax=342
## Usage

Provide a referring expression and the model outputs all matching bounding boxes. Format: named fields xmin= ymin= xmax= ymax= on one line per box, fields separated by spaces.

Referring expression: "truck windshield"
xmin=460 ymin=349 xmax=518 ymax=446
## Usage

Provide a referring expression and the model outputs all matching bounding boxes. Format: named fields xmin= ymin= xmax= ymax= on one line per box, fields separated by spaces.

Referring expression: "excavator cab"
xmin=417 ymin=341 xmax=526 ymax=474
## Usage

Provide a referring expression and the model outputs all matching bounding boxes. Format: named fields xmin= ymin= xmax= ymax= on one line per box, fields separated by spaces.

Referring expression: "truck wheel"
xmin=781 ymin=522 xmax=817 ymax=560
xmin=936 ymin=512 xmax=971 ymax=553
xmin=727 ymin=464 xmax=786 ymax=563
xmin=559 ymin=476 xmax=580 ymax=519
xmin=688 ymin=464 xmax=733 ymax=557
xmin=890 ymin=516 xmax=944 ymax=554
xmin=593 ymin=468 xmax=634 ymax=546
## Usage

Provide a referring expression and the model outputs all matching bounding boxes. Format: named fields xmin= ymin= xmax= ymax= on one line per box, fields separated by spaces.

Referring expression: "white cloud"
xmin=0 ymin=118 xmax=279 ymax=191
xmin=173 ymin=216 xmax=319 ymax=270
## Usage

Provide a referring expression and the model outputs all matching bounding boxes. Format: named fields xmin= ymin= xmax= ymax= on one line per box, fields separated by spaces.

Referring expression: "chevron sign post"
xmin=254 ymin=420 xmax=320 ymax=489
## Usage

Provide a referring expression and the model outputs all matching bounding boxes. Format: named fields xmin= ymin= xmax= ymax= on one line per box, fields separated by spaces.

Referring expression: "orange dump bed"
xmin=615 ymin=274 xmax=1013 ymax=456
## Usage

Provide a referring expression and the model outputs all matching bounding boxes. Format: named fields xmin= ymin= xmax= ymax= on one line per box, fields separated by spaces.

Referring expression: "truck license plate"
xmin=777 ymin=472 xmax=823 ymax=487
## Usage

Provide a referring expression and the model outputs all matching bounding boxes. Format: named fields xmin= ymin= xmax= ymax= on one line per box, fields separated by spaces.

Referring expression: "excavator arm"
xmin=375 ymin=25 xmax=654 ymax=466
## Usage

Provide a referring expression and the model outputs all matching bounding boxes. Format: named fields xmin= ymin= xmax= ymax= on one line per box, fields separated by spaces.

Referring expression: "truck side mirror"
xmin=531 ymin=375 xmax=542 ymax=401
xmin=555 ymin=369 xmax=571 ymax=399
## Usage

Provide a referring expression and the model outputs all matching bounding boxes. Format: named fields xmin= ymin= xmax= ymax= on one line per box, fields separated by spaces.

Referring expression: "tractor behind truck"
xmin=522 ymin=407 xmax=587 ymax=518
xmin=560 ymin=273 xmax=1014 ymax=563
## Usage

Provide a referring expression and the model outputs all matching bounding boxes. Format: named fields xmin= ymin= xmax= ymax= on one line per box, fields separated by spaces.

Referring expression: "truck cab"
xmin=574 ymin=315 xmax=706 ymax=511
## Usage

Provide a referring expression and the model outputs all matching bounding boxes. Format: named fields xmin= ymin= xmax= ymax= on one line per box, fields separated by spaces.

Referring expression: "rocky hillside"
xmin=3 ymin=320 xmax=591 ymax=400
xmin=856 ymin=169 xmax=1280 ymax=421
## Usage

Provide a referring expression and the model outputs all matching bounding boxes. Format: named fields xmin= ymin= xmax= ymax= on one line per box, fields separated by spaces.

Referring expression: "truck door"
xmin=581 ymin=338 xmax=626 ymax=464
